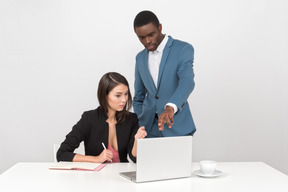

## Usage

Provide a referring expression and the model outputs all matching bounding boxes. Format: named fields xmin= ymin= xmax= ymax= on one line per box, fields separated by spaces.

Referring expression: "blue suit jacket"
xmin=133 ymin=36 xmax=196 ymax=136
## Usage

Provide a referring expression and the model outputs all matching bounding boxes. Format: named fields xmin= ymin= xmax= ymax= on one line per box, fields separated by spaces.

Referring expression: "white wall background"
xmin=0 ymin=0 xmax=287 ymax=175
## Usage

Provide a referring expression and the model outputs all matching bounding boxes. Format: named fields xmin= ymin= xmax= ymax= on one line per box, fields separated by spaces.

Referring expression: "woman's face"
xmin=107 ymin=83 xmax=129 ymax=113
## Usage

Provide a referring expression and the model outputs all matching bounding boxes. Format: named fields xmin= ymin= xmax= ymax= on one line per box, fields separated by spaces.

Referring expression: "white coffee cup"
xmin=200 ymin=160 xmax=217 ymax=175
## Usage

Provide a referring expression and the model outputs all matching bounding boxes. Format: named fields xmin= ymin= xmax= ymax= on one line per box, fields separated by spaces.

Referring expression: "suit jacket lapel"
xmin=157 ymin=36 xmax=173 ymax=89
xmin=143 ymin=49 xmax=157 ymax=93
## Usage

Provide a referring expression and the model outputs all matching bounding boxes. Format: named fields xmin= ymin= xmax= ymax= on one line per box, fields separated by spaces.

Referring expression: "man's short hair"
xmin=133 ymin=10 xmax=160 ymax=30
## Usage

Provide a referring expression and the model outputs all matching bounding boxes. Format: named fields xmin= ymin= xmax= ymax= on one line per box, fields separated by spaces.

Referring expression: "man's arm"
xmin=158 ymin=44 xmax=195 ymax=130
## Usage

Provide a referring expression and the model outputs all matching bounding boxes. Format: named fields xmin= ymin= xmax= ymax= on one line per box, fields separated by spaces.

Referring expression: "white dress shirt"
xmin=148 ymin=35 xmax=178 ymax=113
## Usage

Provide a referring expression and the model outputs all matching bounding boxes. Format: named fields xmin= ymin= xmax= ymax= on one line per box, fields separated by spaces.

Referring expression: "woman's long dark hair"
xmin=97 ymin=72 xmax=132 ymax=124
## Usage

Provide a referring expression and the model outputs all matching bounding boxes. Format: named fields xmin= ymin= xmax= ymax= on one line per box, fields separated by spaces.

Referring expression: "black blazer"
xmin=57 ymin=107 xmax=138 ymax=163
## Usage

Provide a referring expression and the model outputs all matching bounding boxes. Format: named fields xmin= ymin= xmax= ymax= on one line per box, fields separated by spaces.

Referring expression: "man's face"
xmin=135 ymin=22 xmax=164 ymax=51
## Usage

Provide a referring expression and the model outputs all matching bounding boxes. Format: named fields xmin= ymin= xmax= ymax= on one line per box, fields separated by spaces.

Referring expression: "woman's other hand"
xmin=135 ymin=126 xmax=147 ymax=140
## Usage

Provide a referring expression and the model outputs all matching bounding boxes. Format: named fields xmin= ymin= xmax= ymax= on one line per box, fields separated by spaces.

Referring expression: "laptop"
xmin=120 ymin=135 xmax=192 ymax=182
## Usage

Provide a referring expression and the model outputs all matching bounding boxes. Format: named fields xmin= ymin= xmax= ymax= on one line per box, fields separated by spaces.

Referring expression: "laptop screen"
xmin=136 ymin=136 xmax=192 ymax=182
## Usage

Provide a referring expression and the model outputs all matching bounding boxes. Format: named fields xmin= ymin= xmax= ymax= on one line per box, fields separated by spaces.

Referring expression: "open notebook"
xmin=49 ymin=162 xmax=106 ymax=171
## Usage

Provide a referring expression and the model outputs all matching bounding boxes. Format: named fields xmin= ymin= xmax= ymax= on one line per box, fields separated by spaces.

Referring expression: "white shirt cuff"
xmin=165 ymin=103 xmax=178 ymax=114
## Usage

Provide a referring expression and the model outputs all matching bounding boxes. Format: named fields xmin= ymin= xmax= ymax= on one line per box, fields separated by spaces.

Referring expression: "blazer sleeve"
xmin=168 ymin=44 xmax=195 ymax=111
xmin=56 ymin=112 xmax=89 ymax=162
xmin=128 ymin=114 xmax=139 ymax=163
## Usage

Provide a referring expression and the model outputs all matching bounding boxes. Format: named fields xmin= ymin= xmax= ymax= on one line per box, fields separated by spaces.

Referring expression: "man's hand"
xmin=158 ymin=106 xmax=174 ymax=131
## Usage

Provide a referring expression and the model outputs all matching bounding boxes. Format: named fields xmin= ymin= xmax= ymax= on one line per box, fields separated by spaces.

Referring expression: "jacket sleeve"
xmin=56 ymin=112 xmax=89 ymax=162
xmin=128 ymin=114 xmax=139 ymax=163
xmin=168 ymin=44 xmax=195 ymax=112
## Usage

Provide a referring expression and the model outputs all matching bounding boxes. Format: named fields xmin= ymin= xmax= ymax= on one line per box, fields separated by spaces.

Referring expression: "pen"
xmin=102 ymin=142 xmax=112 ymax=162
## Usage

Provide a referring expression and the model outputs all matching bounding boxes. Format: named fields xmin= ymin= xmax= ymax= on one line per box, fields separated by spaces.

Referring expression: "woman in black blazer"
xmin=57 ymin=72 xmax=147 ymax=163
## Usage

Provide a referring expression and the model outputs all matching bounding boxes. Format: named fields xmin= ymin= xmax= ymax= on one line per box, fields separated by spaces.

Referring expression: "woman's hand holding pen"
xmin=98 ymin=148 xmax=113 ymax=163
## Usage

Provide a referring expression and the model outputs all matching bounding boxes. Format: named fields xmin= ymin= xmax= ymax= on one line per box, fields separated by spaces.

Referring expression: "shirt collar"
xmin=151 ymin=34 xmax=169 ymax=54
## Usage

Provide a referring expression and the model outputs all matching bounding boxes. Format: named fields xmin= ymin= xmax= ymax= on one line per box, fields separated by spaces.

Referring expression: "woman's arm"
xmin=57 ymin=113 xmax=88 ymax=162
xmin=73 ymin=149 xmax=112 ymax=163
xmin=131 ymin=126 xmax=147 ymax=157
xmin=57 ymin=112 xmax=96 ymax=162
xmin=57 ymin=109 xmax=112 ymax=163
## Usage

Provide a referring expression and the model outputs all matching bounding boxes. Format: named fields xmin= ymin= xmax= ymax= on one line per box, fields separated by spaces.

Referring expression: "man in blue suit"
xmin=133 ymin=10 xmax=196 ymax=137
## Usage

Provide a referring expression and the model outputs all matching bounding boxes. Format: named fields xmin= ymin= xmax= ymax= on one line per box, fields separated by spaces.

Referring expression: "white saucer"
xmin=193 ymin=170 xmax=223 ymax=178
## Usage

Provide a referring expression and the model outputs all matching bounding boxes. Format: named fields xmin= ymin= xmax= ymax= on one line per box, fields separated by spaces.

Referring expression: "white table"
xmin=0 ymin=162 xmax=287 ymax=192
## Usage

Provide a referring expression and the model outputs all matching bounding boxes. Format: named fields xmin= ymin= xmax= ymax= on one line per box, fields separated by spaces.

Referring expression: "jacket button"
xmin=155 ymin=96 xmax=159 ymax=99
